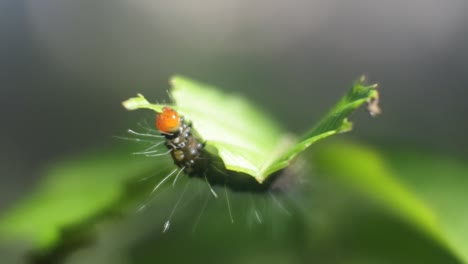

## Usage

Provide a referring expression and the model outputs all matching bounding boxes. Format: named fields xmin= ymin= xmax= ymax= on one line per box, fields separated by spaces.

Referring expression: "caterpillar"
xmin=124 ymin=106 xmax=296 ymax=232
xmin=156 ymin=107 xmax=205 ymax=175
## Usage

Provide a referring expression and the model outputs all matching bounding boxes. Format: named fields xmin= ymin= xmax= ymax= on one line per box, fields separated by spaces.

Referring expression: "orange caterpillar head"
xmin=156 ymin=107 xmax=181 ymax=133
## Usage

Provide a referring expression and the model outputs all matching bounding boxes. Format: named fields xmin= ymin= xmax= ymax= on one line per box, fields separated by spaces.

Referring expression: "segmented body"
xmin=156 ymin=107 xmax=204 ymax=174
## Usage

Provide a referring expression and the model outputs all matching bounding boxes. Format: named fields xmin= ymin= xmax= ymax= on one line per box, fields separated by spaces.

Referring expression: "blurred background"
xmin=1 ymin=0 xmax=468 ymax=263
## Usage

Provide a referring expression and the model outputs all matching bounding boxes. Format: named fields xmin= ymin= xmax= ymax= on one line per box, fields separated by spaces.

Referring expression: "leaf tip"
xmin=169 ymin=76 xmax=178 ymax=86
xmin=339 ymin=118 xmax=353 ymax=133
xmin=356 ymin=76 xmax=381 ymax=117
xmin=169 ymin=75 xmax=187 ymax=88
xmin=359 ymin=75 xmax=367 ymax=83
xmin=122 ymin=94 xmax=148 ymax=111
xmin=367 ymin=86 xmax=381 ymax=117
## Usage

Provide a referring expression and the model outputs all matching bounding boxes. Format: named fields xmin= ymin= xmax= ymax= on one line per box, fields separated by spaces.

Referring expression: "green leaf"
xmin=121 ymin=93 xmax=164 ymax=112
xmin=0 ymin=147 xmax=159 ymax=251
xmin=311 ymin=141 xmax=468 ymax=263
xmin=123 ymin=76 xmax=379 ymax=183
xmin=386 ymin=150 xmax=468 ymax=263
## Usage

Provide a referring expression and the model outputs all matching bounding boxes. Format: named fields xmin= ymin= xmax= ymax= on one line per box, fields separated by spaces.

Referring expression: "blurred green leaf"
xmin=58 ymin=144 xmax=461 ymax=264
xmin=1 ymin=140 xmax=467 ymax=264
xmin=0 ymin=147 xmax=159 ymax=251
xmin=124 ymin=76 xmax=379 ymax=182
xmin=387 ymin=150 xmax=468 ymax=263
xmin=312 ymin=141 xmax=468 ymax=263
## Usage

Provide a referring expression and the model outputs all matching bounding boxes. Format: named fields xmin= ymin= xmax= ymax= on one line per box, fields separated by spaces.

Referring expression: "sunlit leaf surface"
xmin=124 ymin=76 xmax=379 ymax=182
